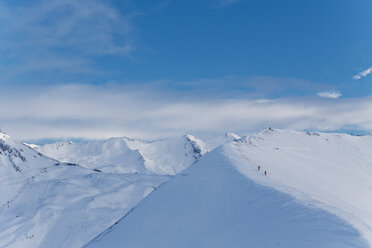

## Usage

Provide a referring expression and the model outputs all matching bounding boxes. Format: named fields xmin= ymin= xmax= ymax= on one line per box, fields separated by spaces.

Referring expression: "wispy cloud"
xmin=0 ymin=0 xmax=136 ymax=84
xmin=170 ymin=76 xmax=332 ymax=98
xmin=353 ymin=67 xmax=372 ymax=80
xmin=0 ymin=83 xmax=371 ymax=140
xmin=317 ymin=91 xmax=342 ymax=99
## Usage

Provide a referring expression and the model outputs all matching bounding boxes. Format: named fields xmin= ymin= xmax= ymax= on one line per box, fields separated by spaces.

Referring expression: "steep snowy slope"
xmin=0 ymin=132 xmax=169 ymax=248
xmin=225 ymin=129 xmax=372 ymax=245
xmin=36 ymin=135 xmax=206 ymax=175
xmin=85 ymin=129 xmax=372 ymax=248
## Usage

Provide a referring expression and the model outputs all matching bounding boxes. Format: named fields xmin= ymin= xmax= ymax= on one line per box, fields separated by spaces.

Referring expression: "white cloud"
xmin=0 ymin=0 xmax=136 ymax=83
xmin=0 ymin=0 xmax=134 ymax=55
xmin=0 ymin=84 xmax=371 ymax=140
xmin=353 ymin=67 xmax=372 ymax=80
xmin=317 ymin=91 xmax=342 ymax=99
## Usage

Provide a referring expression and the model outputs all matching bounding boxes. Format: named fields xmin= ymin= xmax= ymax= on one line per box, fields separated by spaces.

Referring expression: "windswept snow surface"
xmin=225 ymin=129 xmax=372 ymax=245
xmin=36 ymin=135 xmax=206 ymax=175
xmin=86 ymin=129 xmax=372 ymax=248
xmin=0 ymin=133 xmax=169 ymax=248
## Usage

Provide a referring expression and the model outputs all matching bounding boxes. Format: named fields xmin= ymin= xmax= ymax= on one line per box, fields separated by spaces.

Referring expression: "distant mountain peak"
xmin=224 ymin=132 xmax=241 ymax=141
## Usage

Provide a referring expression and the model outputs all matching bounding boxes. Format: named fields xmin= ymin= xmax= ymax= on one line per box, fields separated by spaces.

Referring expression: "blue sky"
xmin=0 ymin=0 xmax=372 ymax=140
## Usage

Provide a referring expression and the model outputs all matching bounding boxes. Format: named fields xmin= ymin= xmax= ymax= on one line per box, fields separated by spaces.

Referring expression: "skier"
xmin=264 ymin=170 xmax=267 ymax=176
xmin=258 ymin=166 xmax=261 ymax=171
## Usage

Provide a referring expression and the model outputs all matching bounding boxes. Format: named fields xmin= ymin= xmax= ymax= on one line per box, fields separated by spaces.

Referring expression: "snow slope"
xmin=225 ymin=129 xmax=372 ymax=245
xmin=36 ymin=135 xmax=206 ymax=175
xmin=85 ymin=129 xmax=372 ymax=247
xmin=0 ymin=132 xmax=169 ymax=248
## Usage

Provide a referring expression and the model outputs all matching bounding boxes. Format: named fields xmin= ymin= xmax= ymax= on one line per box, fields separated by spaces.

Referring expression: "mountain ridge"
xmin=85 ymin=129 xmax=372 ymax=247
xmin=2 ymin=129 xmax=372 ymax=247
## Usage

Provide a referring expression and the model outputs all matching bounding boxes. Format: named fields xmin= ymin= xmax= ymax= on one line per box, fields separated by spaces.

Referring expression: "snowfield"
xmin=225 ymin=129 xmax=372 ymax=245
xmin=1 ymin=129 xmax=372 ymax=247
xmin=35 ymin=135 xmax=206 ymax=175
xmin=86 ymin=129 xmax=372 ymax=248
xmin=0 ymin=133 xmax=202 ymax=247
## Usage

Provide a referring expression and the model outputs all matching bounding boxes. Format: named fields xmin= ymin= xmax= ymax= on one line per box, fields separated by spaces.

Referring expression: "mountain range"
xmin=1 ymin=129 xmax=371 ymax=247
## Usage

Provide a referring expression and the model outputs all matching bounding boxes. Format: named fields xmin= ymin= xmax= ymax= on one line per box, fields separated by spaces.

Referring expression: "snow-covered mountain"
xmin=85 ymin=129 xmax=372 ymax=248
xmin=0 ymin=132 xmax=169 ymax=248
xmin=3 ymin=129 xmax=372 ymax=247
xmin=35 ymin=135 xmax=206 ymax=175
